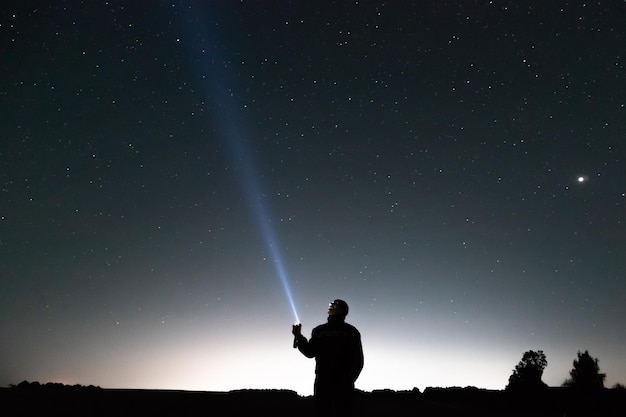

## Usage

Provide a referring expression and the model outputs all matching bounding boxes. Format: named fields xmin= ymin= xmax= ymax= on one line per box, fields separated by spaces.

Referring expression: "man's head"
xmin=328 ymin=299 xmax=349 ymax=317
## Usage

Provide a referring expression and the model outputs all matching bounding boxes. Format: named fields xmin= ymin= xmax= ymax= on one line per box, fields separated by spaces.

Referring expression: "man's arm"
xmin=292 ymin=325 xmax=316 ymax=358
xmin=297 ymin=334 xmax=317 ymax=358
xmin=351 ymin=332 xmax=364 ymax=382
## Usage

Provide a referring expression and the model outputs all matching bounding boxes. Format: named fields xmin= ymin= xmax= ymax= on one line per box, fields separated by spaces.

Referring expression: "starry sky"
xmin=1 ymin=1 xmax=625 ymax=396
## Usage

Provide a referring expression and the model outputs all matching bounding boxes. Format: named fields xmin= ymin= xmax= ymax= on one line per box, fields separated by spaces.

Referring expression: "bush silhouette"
xmin=505 ymin=350 xmax=548 ymax=392
xmin=562 ymin=350 xmax=605 ymax=391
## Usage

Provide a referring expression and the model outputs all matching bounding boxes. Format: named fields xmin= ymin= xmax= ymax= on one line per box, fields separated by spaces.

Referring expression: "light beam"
xmin=229 ymin=132 xmax=300 ymax=324
xmin=177 ymin=5 xmax=299 ymax=322
xmin=227 ymin=131 xmax=300 ymax=324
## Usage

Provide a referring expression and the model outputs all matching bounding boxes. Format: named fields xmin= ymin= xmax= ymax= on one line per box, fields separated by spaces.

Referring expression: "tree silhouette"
xmin=562 ymin=350 xmax=605 ymax=391
xmin=505 ymin=350 xmax=548 ymax=392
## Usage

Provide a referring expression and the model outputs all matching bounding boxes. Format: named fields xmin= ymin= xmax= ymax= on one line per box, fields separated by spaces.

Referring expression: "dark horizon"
xmin=4 ymin=381 xmax=625 ymax=417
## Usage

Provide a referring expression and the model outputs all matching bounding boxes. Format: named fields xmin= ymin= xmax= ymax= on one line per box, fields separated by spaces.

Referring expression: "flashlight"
xmin=292 ymin=322 xmax=301 ymax=348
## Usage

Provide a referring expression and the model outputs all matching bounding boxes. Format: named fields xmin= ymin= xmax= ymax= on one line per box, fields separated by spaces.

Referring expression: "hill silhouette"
xmin=2 ymin=381 xmax=625 ymax=416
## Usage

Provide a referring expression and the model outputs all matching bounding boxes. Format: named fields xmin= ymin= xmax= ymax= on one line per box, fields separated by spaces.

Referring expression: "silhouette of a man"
xmin=292 ymin=299 xmax=364 ymax=416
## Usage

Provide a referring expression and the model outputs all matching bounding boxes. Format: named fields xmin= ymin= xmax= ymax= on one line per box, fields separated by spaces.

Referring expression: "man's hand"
xmin=292 ymin=323 xmax=302 ymax=349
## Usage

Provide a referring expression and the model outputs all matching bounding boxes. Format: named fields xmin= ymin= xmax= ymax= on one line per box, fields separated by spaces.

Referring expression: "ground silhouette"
xmin=2 ymin=382 xmax=625 ymax=416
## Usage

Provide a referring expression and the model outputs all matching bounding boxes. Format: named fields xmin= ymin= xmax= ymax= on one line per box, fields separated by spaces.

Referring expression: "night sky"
xmin=2 ymin=1 xmax=625 ymax=396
